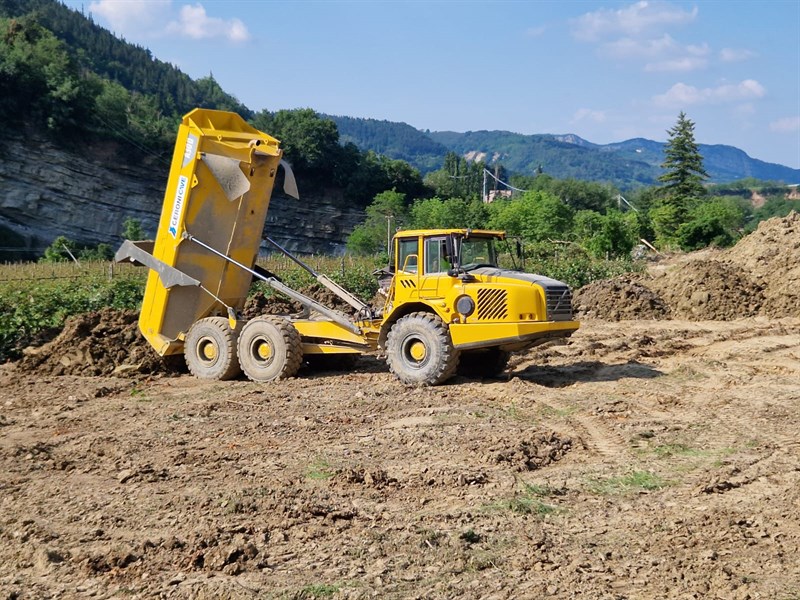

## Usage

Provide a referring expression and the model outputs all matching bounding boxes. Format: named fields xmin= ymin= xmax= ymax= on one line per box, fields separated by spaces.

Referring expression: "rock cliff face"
xmin=0 ymin=134 xmax=364 ymax=258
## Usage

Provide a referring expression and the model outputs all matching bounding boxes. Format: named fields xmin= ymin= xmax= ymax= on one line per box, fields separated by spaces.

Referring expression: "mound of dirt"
xmin=723 ymin=211 xmax=800 ymax=318
xmin=241 ymin=284 xmax=359 ymax=320
xmin=647 ymin=260 xmax=765 ymax=320
xmin=574 ymin=276 xmax=671 ymax=321
xmin=241 ymin=291 xmax=301 ymax=319
xmin=577 ymin=213 xmax=798 ymax=321
xmin=16 ymin=308 xmax=182 ymax=378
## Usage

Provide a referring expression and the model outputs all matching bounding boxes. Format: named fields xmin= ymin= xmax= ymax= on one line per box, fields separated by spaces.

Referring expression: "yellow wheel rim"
xmin=409 ymin=340 xmax=427 ymax=362
xmin=256 ymin=339 xmax=273 ymax=360
xmin=200 ymin=339 xmax=217 ymax=361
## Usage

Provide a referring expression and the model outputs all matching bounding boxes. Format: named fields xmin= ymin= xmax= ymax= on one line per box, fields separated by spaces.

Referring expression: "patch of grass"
xmin=522 ymin=482 xmax=559 ymax=497
xmin=467 ymin=550 xmax=501 ymax=571
xmin=538 ymin=403 xmax=576 ymax=418
xmin=588 ymin=470 xmax=666 ymax=495
xmin=419 ymin=528 xmax=444 ymax=548
xmin=460 ymin=529 xmax=481 ymax=544
xmin=665 ymin=364 xmax=707 ymax=381
xmin=500 ymin=402 xmax=536 ymax=423
xmin=297 ymin=583 xmax=341 ymax=598
xmin=305 ymin=457 xmax=335 ymax=481
xmin=484 ymin=483 xmax=562 ymax=516
xmin=650 ymin=443 xmax=708 ymax=459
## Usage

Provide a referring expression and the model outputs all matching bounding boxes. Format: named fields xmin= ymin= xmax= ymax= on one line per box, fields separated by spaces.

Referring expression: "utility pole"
xmin=386 ymin=215 xmax=392 ymax=256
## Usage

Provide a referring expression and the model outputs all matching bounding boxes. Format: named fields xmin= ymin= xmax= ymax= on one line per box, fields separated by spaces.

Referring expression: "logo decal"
xmin=168 ymin=175 xmax=189 ymax=238
xmin=182 ymin=133 xmax=198 ymax=168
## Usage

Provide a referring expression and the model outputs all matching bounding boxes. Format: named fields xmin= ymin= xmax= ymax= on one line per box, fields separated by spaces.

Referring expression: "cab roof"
xmin=393 ymin=229 xmax=506 ymax=239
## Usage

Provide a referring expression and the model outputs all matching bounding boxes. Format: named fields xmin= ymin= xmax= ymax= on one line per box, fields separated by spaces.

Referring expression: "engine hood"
xmin=466 ymin=267 xmax=568 ymax=288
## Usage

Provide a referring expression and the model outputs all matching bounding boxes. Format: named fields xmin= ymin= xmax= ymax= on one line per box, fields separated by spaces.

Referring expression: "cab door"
xmin=420 ymin=236 xmax=449 ymax=298
xmin=392 ymin=236 xmax=420 ymax=304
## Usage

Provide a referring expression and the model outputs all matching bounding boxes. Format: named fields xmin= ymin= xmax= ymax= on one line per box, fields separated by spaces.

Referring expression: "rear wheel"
xmin=386 ymin=312 xmax=459 ymax=386
xmin=184 ymin=317 xmax=241 ymax=380
xmin=238 ymin=316 xmax=303 ymax=382
xmin=457 ymin=348 xmax=511 ymax=378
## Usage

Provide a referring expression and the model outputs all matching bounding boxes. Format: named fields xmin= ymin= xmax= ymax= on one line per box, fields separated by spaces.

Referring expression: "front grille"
xmin=544 ymin=285 xmax=573 ymax=321
xmin=476 ymin=289 xmax=508 ymax=320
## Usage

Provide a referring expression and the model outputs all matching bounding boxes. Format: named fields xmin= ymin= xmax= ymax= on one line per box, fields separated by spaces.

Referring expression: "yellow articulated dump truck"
xmin=116 ymin=108 xmax=579 ymax=386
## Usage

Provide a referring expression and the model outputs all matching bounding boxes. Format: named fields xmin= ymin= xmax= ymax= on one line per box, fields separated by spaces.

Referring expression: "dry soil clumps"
xmin=16 ymin=308 xmax=182 ymax=377
xmin=574 ymin=275 xmax=671 ymax=320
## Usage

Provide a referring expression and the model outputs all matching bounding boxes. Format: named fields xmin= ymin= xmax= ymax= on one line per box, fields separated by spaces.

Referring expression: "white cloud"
xmin=571 ymin=108 xmax=607 ymax=124
xmin=573 ymin=3 xmax=711 ymax=73
xmin=720 ymin=47 xmax=756 ymax=62
xmin=571 ymin=1 xmax=698 ymax=42
xmin=600 ymin=34 xmax=709 ymax=72
xmin=653 ymin=79 xmax=767 ymax=107
xmin=770 ymin=116 xmax=800 ymax=133
xmin=89 ymin=0 xmax=171 ymax=35
xmin=645 ymin=56 xmax=708 ymax=72
xmin=601 ymin=33 xmax=677 ymax=59
xmin=167 ymin=4 xmax=250 ymax=42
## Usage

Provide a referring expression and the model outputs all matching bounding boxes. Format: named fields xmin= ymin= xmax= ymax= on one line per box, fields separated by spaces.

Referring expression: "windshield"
xmin=460 ymin=236 xmax=498 ymax=270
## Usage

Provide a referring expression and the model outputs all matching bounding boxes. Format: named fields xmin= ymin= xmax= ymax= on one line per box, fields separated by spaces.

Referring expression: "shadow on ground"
xmin=513 ymin=360 xmax=663 ymax=387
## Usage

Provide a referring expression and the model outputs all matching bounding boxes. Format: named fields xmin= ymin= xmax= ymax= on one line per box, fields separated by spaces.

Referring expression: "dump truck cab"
xmin=377 ymin=228 xmax=579 ymax=384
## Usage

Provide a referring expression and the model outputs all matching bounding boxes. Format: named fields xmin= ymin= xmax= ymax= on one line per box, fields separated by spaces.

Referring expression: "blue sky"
xmin=62 ymin=0 xmax=800 ymax=169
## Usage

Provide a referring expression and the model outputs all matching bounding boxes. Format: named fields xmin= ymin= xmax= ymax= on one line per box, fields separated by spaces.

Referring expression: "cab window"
xmin=425 ymin=237 xmax=450 ymax=274
xmin=397 ymin=238 xmax=418 ymax=273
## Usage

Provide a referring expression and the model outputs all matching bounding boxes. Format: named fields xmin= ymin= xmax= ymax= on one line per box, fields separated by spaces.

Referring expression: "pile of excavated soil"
xmin=241 ymin=284 xmax=359 ymax=320
xmin=577 ymin=212 xmax=798 ymax=321
xmin=16 ymin=308 xmax=183 ymax=377
xmin=241 ymin=291 xmax=301 ymax=319
xmin=573 ymin=275 xmax=671 ymax=320
xmin=724 ymin=211 xmax=800 ymax=318
xmin=647 ymin=260 xmax=765 ymax=320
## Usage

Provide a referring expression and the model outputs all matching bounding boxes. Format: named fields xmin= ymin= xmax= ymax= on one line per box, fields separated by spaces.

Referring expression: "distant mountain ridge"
xmin=328 ymin=116 xmax=800 ymax=187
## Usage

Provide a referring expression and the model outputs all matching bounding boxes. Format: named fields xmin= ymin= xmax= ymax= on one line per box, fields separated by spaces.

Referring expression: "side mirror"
xmin=515 ymin=239 xmax=523 ymax=260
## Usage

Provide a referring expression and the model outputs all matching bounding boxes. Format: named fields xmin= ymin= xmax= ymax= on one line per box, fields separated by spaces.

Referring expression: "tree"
xmin=409 ymin=197 xmax=488 ymax=230
xmin=40 ymin=235 xmax=79 ymax=263
xmin=346 ymin=190 xmax=409 ymax=255
xmin=654 ymin=112 xmax=708 ymax=245
xmin=121 ymin=217 xmax=145 ymax=240
xmin=659 ymin=111 xmax=708 ymax=199
xmin=487 ymin=191 xmax=574 ymax=242
xmin=675 ymin=198 xmax=745 ymax=250
xmin=573 ymin=210 xmax=639 ymax=258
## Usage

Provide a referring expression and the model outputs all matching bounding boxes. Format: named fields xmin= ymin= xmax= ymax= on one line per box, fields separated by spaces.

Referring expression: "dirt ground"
xmin=1 ymin=215 xmax=799 ymax=599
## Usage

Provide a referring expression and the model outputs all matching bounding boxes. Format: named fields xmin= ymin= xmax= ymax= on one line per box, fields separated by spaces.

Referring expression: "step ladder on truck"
xmin=116 ymin=109 xmax=579 ymax=386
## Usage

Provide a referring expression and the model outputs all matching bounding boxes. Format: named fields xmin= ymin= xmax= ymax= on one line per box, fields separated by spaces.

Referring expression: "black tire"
xmin=385 ymin=312 xmax=459 ymax=386
xmin=237 ymin=316 xmax=303 ymax=382
xmin=305 ymin=353 xmax=360 ymax=371
xmin=457 ymin=348 xmax=511 ymax=378
xmin=184 ymin=317 xmax=241 ymax=380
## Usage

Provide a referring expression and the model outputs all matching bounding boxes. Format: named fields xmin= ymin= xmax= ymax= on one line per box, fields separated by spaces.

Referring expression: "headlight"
xmin=455 ymin=295 xmax=475 ymax=317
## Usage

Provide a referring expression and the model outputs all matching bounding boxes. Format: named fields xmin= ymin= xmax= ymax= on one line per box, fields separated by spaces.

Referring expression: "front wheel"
xmin=184 ymin=317 xmax=241 ymax=380
xmin=385 ymin=312 xmax=459 ymax=386
xmin=237 ymin=316 xmax=303 ymax=382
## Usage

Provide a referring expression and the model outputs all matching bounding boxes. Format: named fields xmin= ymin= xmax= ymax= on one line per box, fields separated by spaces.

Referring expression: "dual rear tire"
xmin=184 ymin=316 xmax=302 ymax=382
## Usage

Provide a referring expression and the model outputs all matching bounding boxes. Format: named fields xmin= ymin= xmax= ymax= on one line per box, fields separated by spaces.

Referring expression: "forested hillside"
xmin=332 ymin=117 xmax=800 ymax=186
xmin=326 ymin=115 xmax=448 ymax=173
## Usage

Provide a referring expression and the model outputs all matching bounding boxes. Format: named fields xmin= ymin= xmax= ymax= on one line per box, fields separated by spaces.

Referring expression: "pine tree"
xmin=659 ymin=111 xmax=708 ymax=199
xmin=652 ymin=112 xmax=709 ymax=244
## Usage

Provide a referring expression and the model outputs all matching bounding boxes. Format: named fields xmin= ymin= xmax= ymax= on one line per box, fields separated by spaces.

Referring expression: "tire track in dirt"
xmin=538 ymin=397 xmax=630 ymax=461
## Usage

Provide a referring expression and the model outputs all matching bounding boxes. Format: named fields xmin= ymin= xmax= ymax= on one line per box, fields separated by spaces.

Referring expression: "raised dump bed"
xmin=121 ymin=108 xmax=290 ymax=356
